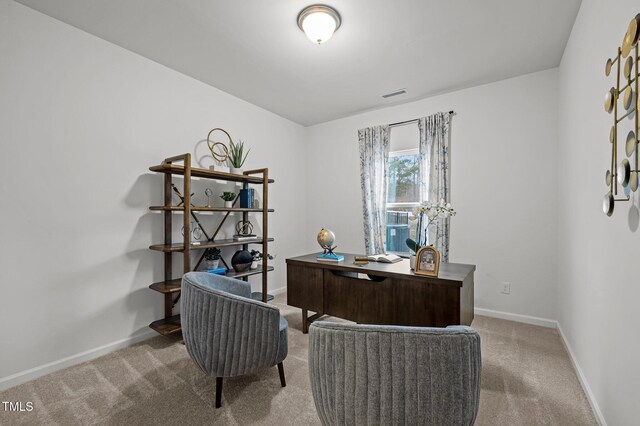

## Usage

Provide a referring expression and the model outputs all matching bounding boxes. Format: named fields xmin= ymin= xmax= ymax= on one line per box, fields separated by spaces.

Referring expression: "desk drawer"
xmin=393 ymin=278 xmax=460 ymax=327
xmin=287 ymin=264 xmax=323 ymax=312
xmin=323 ymin=269 xmax=394 ymax=324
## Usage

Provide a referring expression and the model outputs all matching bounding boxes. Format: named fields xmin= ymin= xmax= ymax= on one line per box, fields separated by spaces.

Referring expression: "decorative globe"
xmin=317 ymin=228 xmax=336 ymax=249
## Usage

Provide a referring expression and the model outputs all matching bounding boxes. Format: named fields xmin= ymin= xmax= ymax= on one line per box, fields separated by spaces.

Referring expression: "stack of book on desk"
xmin=354 ymin=255 xmax=369 ymax=265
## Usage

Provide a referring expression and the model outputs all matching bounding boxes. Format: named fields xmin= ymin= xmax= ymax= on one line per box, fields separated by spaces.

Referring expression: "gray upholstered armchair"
xmin=309 ymin=322 xmax=481 ymax=425
xmin=181 ymin=272 xmax=288 ymax=408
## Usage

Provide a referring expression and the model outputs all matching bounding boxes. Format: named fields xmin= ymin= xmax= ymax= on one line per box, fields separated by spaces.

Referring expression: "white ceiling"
xmin=15 ymin=0 xmax=581 ymax=126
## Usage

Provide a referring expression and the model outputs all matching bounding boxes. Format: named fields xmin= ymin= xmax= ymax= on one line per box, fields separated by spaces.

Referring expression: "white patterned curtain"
xmin=358 ymin=125 xmax=390 ymax=254
xmin=418 ymin=112 xmax=451 ymax=261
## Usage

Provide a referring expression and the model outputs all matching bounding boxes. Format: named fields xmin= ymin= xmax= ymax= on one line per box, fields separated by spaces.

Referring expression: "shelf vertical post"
xmin=183 ymin=154 xmax=192 ymax=273
xmin=262 ymin=169 xmax=269 ymax=303
xmin=163 ymin=172 xmax=173 ymax=318
xmin=242 ymin=181 xmax=250 ymax=284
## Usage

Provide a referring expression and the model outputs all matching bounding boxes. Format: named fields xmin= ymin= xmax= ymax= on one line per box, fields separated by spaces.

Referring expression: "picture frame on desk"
xmin=414 ymin=245 xmax=440 ymax=277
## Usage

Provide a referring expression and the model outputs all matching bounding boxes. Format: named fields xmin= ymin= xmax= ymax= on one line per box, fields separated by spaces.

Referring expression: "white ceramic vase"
xmin=224 ymin=201 xmax=233 ymax=208
xmin=410 ymin=255 xmax=416 ymax=270
xmin=206 ymin=259 xmax=220 ymax=270
xmin=231 ymin=166 xmax=243 ymax=175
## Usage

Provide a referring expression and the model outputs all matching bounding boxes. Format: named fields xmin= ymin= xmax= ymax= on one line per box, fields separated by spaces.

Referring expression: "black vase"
xmin=231 ymin=250 xmax=253 ymax=272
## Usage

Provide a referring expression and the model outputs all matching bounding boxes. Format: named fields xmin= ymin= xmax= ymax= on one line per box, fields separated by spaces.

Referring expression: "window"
xmin=385 ymin=125 xmax=421 ymax=255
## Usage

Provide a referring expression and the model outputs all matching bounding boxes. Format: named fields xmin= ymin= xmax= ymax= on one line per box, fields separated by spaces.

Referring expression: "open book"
xmin=367 ymin=254 xmax=403 ymax=263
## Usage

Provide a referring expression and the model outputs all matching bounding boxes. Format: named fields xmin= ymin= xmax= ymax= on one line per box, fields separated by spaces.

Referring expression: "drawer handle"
xmin=328 ymin=269 xmax=387 ymax=282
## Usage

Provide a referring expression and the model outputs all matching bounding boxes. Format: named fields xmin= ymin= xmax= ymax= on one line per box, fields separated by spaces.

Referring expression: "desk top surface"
xmin=286 ymin=253 xmax=475 ymax=285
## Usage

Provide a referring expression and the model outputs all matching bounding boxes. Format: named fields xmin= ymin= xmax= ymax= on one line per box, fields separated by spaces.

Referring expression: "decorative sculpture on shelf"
xmin=181 ymin=222 xmax=203 ymax=244
xmin=603 ymin=13 xmax=640 ymax=216
xmin=206 ymin=128 xmax=231 ymax=171
xmin=235 ymin=220 xmax=255 ymax=237
xmin=205 ymin=188 xmax=214 ymax=208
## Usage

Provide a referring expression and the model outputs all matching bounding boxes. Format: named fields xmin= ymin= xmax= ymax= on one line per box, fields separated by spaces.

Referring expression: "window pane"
xmin=385 ymin=209 xmax=413 ymax=254
xmin=387 ymin=153 xmax=420 ymax=203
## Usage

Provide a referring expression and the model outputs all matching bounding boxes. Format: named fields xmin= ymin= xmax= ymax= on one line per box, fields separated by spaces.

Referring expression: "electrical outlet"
xmin=501 ymin=282 xmax=511 ymax=294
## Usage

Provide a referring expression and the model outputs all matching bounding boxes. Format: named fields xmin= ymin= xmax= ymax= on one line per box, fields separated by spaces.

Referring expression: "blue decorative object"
xmin=239 ymin=188 xmax=255 ymax=208
xmin=231 ymin=250 xmax=253 ymax=272
xmin=317 ymin=253 xmax=344 ymax=262
xmin=207 ymin=267 xmax=227 ymax=275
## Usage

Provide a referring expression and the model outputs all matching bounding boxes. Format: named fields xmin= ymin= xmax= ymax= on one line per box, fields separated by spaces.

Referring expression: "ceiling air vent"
xmin=382 ymin=89 xmax=407 ymax=98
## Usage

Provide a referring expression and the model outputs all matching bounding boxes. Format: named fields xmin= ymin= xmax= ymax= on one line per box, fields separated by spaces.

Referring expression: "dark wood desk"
xmin=286 ymin=253 xmax=475 ymax=333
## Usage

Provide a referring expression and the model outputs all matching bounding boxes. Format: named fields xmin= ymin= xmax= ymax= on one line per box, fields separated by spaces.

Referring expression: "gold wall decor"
xmin=603 ymin=13 xmax=640 ymax=216
xmin=206 ymin=127 xmax=232 ymax=166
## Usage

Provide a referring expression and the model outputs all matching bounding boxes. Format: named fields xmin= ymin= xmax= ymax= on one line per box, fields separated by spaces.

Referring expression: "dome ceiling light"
xmin=297 ymin=4 xmax=341 ymax=44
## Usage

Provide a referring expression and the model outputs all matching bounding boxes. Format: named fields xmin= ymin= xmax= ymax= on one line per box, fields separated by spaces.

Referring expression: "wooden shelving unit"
xmin=148 ymin=153 xmax=274 ymax=336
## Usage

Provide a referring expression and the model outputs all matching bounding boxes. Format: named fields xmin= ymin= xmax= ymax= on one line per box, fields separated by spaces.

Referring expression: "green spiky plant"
xmin=220 ymin=191 xmax=236 ymax=202
xmin=204 ymin=247 xmax=221 ymax=260
xmin=228 ymin=139 xmax=250 ymax=168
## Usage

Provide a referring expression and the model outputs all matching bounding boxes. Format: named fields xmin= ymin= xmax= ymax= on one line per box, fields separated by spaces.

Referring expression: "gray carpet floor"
xmin=0 ymin=294 xmax=597 ymax=425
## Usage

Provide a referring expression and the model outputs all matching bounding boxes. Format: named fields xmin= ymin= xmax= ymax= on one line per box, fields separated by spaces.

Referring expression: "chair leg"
xmin=277 ymin=362 xmax=286 ymax=387
xmin=215 ymin=377 xmax=223 ymax=408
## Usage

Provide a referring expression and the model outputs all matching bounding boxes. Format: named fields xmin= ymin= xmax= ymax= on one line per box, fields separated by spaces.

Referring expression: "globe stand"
xmin=322 ymin=245 xmax=337 ymax=256
xmin=318 ymin=245 xmax=341 ymax=260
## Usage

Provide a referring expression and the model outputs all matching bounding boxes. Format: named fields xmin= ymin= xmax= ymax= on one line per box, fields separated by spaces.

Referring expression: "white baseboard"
xmin=0 ymin=329 xmax=156 ymax=392
xmin=474 ymin=307 xmax=558 ymax=328
xmin=557 ymin=324 xmax=607 ymax=426
xmin=269 ymin=285 xmax=287 ymax=296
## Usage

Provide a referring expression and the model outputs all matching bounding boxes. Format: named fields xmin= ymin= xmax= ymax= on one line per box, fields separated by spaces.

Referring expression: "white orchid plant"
xmin=406 ymin=199 xmax=456 ymax=253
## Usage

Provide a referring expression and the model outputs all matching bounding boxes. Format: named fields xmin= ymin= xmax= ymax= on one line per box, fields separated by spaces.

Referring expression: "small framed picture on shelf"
xmin=414 ymin=245 xmax=440 ymax=277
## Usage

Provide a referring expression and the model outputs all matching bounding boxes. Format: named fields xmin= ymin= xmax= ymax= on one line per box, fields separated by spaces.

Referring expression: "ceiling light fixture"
xmin=297 ymin=4 xmax=341 ymax=44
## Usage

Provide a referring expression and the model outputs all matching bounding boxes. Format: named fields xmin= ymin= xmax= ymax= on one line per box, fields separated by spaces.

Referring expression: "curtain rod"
xmin=388 ymin=110 xmax=455 ymax=128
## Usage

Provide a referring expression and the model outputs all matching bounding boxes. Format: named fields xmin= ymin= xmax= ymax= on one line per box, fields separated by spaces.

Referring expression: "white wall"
xmin=0 ymin=1 xmax=307 ymax=387
xmin=558 ymin=0 xmax=640 ymax=424
xmin=305 ymin=69 xmax=559 ymax=321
